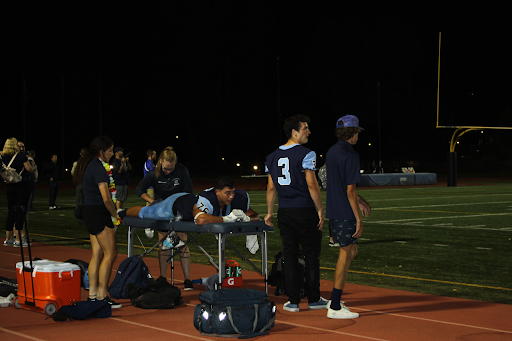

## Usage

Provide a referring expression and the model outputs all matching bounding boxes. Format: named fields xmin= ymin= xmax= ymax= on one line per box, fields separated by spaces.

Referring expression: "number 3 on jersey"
xmin=277 ymin=157 xmax=291 ymax=185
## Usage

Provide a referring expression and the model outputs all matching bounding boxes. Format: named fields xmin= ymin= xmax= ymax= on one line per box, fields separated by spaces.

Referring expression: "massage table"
xmin=121 ymin=217 xmax=274 ymax=291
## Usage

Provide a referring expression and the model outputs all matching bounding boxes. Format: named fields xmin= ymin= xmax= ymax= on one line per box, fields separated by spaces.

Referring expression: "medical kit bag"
xmin=193 ymin=288 xmax=276 ymax=338
xmin=109 ymin=254 xmax=151 ymax=299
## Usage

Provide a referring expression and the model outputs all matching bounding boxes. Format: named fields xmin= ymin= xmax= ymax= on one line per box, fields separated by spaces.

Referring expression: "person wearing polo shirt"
xmin=325 ymin=114 xmax=365 ymax=319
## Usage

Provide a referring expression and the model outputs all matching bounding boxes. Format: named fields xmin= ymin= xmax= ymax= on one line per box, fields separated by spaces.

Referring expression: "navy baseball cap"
xmin=114 ymin=147 xmax=124 ymax=153
xmin=336 ymin=115 xmax=364 ymax=130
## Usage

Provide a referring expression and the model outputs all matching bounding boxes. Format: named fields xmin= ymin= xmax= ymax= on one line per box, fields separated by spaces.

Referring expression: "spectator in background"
xmin=27 ymin=150 xmax=38 ymax=212
xmin=17 ymin=141 xmax=27 ymax=156
xmin=45 ymin=154 xmax=61 ymax=210
xmin=142 ymin=149 xmax=157 ymax=238
xmin=71 ymin=148 xmax=88 ymax=177
xmin=143 ymin=149 xmax=157 ymax=202
xmin=111 ymin=147 xmax=131 ymax=210
xmin=72 ymin=148 xmax=89 ymax=222
xmin=2 ymin=137 xmax=33 ymax=247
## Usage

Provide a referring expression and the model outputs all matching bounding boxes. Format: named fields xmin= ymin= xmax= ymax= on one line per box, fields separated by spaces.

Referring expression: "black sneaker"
xmin=184 ymin=279 xmax=194 ymax=291
xmin=87 ymin=297 xmax=97 ymax=302
xmin=103 ymin=297 xmax=122 ymax=309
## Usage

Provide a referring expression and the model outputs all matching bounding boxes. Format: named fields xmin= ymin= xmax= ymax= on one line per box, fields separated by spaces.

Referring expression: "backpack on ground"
xmin=193 ymin=288 xmax=276 ymax=338
xmin=51 ymin=300 xmax=112 ymax=321
xmin=1 ymin=154 xmax=24 ymax=184
xmin=0 ymin=276 xmax=18 ymax=297
xmin=108 ymin=255 xmax=151 ymax=299
xmin=267 ymin=251 xmax=306 ymax=298
xmin=126 ymin=276 xmax=183 ymax=309
xmin=64 ymin=259 xmax=89 ymax=288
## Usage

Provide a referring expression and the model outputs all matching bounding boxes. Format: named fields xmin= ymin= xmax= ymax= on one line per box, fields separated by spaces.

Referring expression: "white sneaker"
xmin=327 ymin=300 xmax=359 ymax=319
xmin=3 ymin=238 xmax=15 ymax=247
xmin=14 ymin=239 xmax=31 ymax=248
xmin=145 ymin=228 xmax=154 ymax=239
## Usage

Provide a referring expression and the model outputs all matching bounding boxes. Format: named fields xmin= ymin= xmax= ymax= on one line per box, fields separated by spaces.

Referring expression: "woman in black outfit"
xmin=134 ymin=146 xmax=194 ymax=290
xmin=2 ymin=137 xmax=33 ymax=247
xmin=73 ymin=136 xmax=122 ymax=308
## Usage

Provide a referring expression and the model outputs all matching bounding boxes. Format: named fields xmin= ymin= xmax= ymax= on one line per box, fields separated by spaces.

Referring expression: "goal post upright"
xmin=436 ymin=32 xmax=512 ymax=186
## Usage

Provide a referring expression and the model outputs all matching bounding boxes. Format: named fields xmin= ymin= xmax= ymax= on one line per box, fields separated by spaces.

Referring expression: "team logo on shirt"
xmin=173 ymin=178 xmax=180 ymax=186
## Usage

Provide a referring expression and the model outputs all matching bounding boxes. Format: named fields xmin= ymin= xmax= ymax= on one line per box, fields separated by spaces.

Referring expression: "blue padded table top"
xmin=122 ymin=216 xmax=273 ymax=233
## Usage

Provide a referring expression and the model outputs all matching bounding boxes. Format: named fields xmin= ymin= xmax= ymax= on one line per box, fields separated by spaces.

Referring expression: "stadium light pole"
xmin=377 ymin=82 xmax=382 ymax=172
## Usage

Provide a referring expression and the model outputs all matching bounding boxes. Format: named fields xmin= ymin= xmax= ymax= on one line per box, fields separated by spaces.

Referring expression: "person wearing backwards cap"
xmin=111 ymin=147 xmax=131 ymax=210
xmin=325 ymin=114 xmax=367 ymax=319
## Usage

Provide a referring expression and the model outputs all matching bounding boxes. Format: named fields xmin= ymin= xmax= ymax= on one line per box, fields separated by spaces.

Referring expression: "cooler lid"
xmin=16 ymin=259 xmax=81 ymax=272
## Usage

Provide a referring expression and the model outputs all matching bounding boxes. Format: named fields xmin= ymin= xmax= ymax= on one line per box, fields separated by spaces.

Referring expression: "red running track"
xmin=1 ymin=241 xmax=511 ymax=341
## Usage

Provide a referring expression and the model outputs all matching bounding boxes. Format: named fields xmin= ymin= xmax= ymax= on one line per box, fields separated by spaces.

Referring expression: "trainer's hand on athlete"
xmin=353 ymin=220 xmax=363 ymax=238
xmin=149 ymin=199 xmax=162 ymax=206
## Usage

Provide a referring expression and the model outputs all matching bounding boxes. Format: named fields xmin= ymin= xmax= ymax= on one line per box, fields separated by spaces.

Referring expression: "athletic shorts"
xmin=138 ymin=192 xmax=190 ymax=220
xmin=330 ymin=219 xmax=358 ymax=247
xmin=83 ymin=204 xmax=115 ymax=235
xmin=116 ymin=185 xmax=129 ymax=201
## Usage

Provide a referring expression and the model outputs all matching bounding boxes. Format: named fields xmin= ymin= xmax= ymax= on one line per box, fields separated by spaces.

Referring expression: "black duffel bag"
xmin=193 ymin=288 xmax=276 ymax=339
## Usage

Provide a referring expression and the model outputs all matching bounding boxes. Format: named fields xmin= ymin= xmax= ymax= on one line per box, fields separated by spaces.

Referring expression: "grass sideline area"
xmin=1 ymin=180 xmax=511 ymax=305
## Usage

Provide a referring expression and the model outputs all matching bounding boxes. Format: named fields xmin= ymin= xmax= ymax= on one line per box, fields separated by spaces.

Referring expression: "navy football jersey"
xmin=265 ymin=144 xmax=316 ymax=208
xmin=196 ymin=188 xmax=250 ymax=216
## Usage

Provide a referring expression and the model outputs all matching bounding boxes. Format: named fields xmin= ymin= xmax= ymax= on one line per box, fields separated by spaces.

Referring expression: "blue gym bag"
xmin=194 ymin=288 xmax=276 ymax=338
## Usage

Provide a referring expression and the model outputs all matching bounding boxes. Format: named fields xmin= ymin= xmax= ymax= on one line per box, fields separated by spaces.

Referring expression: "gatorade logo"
xmin=227 ymin=278 xmax=235 ymax=286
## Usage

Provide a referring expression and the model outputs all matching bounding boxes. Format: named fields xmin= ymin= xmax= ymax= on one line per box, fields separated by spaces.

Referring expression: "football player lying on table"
xmin=119 ymin=176 xmax=262 ymax=249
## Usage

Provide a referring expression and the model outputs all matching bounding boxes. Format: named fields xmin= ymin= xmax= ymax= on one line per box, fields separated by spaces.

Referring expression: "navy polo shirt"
xmin=326 ymin=139 xmax=360 ymax=220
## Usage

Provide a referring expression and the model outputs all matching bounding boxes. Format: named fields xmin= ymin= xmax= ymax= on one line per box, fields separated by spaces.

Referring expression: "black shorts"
xmin=83 ymin=204 xmax=115 ymax=235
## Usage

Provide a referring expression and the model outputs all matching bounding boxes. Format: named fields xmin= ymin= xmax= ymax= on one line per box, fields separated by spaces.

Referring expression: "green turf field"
xmin=2 ymin=182 xmax=511 ymax=304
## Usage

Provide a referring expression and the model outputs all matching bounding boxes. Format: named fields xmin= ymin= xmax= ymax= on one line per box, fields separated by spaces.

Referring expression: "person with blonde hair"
xmin=2 ymin=137 xmax=33 ymax=247
xmin=135 ymin=146 xmax=194 ymax=290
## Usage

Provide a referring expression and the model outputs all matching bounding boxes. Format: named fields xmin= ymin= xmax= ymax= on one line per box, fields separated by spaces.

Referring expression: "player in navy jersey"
xmin=124 ymin=176 xmax=260 ymax=224
xmin=265 ymin=114 xmax=327 ymax=313
xmin=121 ymin=176 xmax=261 ymax=289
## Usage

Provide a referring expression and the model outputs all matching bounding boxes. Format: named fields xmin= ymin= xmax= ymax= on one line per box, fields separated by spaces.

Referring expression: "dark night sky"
xmin=3 ymin=5 xmax=511 ymax=177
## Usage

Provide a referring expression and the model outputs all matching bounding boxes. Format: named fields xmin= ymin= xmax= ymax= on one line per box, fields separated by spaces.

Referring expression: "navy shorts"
xmin=330 ymin=219 xmax=357 ymax=247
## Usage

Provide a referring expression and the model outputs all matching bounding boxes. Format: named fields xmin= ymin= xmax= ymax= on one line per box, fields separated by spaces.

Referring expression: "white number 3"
xmin=277 ymin=158 xmax=291 ymax=186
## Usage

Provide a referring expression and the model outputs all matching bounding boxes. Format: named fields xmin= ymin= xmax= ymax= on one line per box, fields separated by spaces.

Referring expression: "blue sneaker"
xmin=283 ymin=301 xmax=299 ymax=312
xmin=308 ymin=297 xmax=329 ymax=310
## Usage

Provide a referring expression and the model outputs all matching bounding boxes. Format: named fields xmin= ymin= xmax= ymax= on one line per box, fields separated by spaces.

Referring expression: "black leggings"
xmin=5 ymin=181 xmax=31 ymax=231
